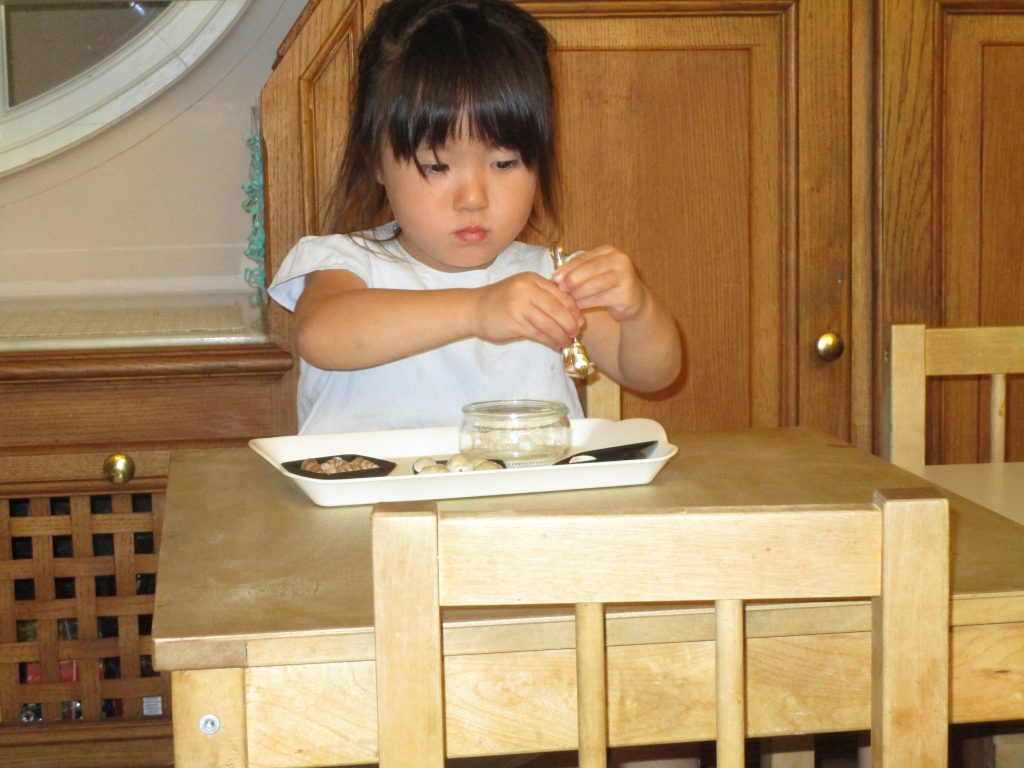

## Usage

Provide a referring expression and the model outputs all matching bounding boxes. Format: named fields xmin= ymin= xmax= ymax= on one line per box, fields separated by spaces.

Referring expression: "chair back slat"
xmin=924 ymin=327 xmax=1024 ymax=376
xmin=715 ymin=598 xmax=746 ymax=768
xmin=991 ymin=373 xmax=1007 ymax=463
xmin=586 ymin=373 xmax=621 ymax=420
xmin=437 ymin=506 xmax=881 ymax=605
xmin=576 ymin=602 xmax=608 ymax=768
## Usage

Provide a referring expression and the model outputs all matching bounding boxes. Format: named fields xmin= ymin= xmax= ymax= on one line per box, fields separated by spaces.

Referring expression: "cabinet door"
xmin=0 ymin=452 xmax=172 ymax=766
xmin=537 ymin=1 xmax=871 ymax=444
xmin=262 ymin=0 xmax=364 ymax=422
xmin=881 ymin=2 xmax=1024 ymax=462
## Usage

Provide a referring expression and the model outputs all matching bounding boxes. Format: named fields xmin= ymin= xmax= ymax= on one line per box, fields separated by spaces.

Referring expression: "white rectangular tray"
xmin=249 ymin=418 xmax=677 ymax=507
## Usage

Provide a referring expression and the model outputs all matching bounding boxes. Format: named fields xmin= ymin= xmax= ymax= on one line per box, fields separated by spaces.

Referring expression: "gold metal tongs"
xmin=548 ymin=244 xmax=596 ymax=379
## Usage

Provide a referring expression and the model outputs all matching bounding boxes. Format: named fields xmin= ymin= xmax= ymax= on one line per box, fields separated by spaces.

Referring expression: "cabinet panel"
xmin=0 ymin=472 xmax=172 ymax=765
xmin=262 ymin=0 xmax=362 ymax=428
xmin=943 ymin=15 xmax=1024 ymax=462
xmin=546 ymin=14 xmax=786 ymax=432
xmin=301 ymin=11 xmax=359 ymax=235
xmin=0 ymin=345 xmax=294 ymax=449
xmin=1 ymin=380 xmax=288 ymax=449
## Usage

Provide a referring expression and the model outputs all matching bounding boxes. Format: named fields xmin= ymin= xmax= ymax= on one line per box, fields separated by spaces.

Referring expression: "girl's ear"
xmin=374 ymin=147 xmax=386 ymax=185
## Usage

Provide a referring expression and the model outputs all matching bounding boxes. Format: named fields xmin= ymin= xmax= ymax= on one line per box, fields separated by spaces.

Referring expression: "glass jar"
xmin=459 ymin=400 xmax=571 ymax=467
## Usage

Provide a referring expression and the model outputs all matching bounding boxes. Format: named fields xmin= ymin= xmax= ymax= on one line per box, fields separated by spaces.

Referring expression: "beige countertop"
xmin=0 ymin=291 xmax=267 ymax=351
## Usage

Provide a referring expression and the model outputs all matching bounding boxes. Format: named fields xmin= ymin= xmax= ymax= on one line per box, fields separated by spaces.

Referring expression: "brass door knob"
xmin=102 ymin=453 xmax=135 ymax=484
xmin=815 ymin=332 xmax=845 ymax=362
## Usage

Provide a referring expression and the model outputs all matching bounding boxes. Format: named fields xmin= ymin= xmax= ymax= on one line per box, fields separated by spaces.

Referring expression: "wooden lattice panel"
xmin=0 ymin=486 xmax=170 ymax=726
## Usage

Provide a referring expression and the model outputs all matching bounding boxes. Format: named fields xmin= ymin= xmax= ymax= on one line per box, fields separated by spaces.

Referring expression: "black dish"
xmin=283 ymin=454 xmax=396 ymax=480
xmin=554 ymin=440 xmax=659 ymax=465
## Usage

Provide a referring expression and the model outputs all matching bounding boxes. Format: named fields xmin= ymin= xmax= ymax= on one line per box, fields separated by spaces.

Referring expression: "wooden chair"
xmin=584 ymin=373 xmax=620 ymax=420
xmin=372 ymin=490 xmax=950 ymax=768
xmin=886 ymin=324 xmax=1024 ymax=467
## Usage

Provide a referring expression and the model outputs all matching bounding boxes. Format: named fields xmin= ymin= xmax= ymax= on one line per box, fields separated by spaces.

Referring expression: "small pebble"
xmin=445 ymin=454 xmax=475 ymax=473
xmin=411 ymin=454 xmax=505 ymax=474
xmin=417 ymin=463 xmax=448 ymax=474
xmin=412 ymin=457 xmax=438 ymax=473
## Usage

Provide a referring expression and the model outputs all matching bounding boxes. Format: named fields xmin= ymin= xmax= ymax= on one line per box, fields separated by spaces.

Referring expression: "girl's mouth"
xmin=455 ymin=227 xmax=487 ymax=244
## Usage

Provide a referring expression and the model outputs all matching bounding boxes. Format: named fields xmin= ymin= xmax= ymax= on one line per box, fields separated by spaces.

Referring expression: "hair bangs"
xmin=385 ymin=12 xmax=551 ymax=170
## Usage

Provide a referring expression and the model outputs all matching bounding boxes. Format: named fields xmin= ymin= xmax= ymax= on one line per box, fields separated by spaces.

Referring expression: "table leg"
xmin=171 ymin=668 xmax=247 ymax=767
xmin=760 ymin=735 xmax=814 ymax=767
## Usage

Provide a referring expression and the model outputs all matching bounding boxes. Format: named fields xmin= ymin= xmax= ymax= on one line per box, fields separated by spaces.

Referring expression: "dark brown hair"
xmin=321 ymin=0 xmax=559 ymax=239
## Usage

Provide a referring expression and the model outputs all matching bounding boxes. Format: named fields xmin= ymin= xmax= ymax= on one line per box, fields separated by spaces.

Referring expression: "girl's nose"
xmin=455 ymin=172 xmax=487 ymax=211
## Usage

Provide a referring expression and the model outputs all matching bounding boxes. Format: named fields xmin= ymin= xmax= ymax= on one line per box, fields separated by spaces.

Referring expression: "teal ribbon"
xmin=242 ymin=131 xmax=266 ymax=305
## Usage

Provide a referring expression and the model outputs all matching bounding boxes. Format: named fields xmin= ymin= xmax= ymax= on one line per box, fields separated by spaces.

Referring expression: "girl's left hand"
xmin=551 ymin=245 xmax=648 ymax=321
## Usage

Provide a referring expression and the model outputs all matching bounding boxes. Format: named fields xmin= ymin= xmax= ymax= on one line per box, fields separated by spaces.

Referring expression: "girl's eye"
xmin=494 ymin=158 xmax=521 ymax=171
xmin=420 ymin=162 xmax=448 ymax=175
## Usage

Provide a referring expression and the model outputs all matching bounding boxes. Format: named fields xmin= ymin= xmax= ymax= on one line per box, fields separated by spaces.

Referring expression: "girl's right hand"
xmin=470 ymin=273 xmax=583 ymax=351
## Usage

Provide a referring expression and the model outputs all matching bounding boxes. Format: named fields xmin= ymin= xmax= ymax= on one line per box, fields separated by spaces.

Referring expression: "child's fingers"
xmin=555 ymin=260 xmax=625 ymax=308
xmin=513 ymin=273 xmax=582 ymax=330
xmin=551 ymin=246 xmax=643 ymax=317
xmin=528 ymin=292 xmax=582 ymax=344
xmin=484 ymin=273 xmax=581 ymax=346
xmin=526 ymin=320 xmax=573 ymax=352
xmin=553 ymin=247 xmax=627 ymax=288
xmin=562 ymin=270 xmax=620 ymax=307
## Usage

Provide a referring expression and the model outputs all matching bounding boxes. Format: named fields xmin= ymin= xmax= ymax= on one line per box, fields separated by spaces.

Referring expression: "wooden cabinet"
xmin=0 ymin=345 xmax=293 ymax=762
xmin=262 ymin=0 xmax=875 ymax=447
xmin=0 ymin=453 xmax=174 ymax=767
xmin=0 ymin=174 xmax=294 ymax=768
xmin=0 ymin=347 xmax=293 ymax=761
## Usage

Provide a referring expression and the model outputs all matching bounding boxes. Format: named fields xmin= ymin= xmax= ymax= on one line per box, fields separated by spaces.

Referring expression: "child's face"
xmin=377 ymin=131 xmax=538 ymax=272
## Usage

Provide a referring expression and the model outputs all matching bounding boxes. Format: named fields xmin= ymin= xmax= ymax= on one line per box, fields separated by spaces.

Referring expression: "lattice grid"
xmin=0 ymin=489 xmax=170 ymax=725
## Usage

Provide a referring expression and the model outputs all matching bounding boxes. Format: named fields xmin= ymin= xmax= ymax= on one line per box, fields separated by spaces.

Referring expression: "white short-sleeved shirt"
xmin=268 ymin=228 xmax=584 ymax=434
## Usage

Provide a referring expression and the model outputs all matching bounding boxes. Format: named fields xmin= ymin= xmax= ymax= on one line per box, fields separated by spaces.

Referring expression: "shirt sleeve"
xmin=267 ymin=235 xmax=374 ymax=312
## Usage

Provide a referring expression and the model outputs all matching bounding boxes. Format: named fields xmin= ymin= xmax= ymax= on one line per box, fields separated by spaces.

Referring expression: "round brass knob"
xmin=815 ymin=332 xmax=845 ymax=362
xmin=102 ymin=454 xmax=135 ymax=484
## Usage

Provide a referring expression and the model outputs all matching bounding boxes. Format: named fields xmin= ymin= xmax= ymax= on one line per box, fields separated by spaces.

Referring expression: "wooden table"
xmin=909 ymin=462 xmax=1024 ymax=526
xmin=152 ymin=428 xmax=1024 ymax=768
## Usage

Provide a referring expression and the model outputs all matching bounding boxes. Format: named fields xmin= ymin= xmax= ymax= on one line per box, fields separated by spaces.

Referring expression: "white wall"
xmin=0 ymin=0 xmax=307 ymax=300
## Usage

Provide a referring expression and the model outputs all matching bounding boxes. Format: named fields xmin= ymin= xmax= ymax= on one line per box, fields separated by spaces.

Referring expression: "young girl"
xmin=269 ymin=0 xmax=681 ymax=437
